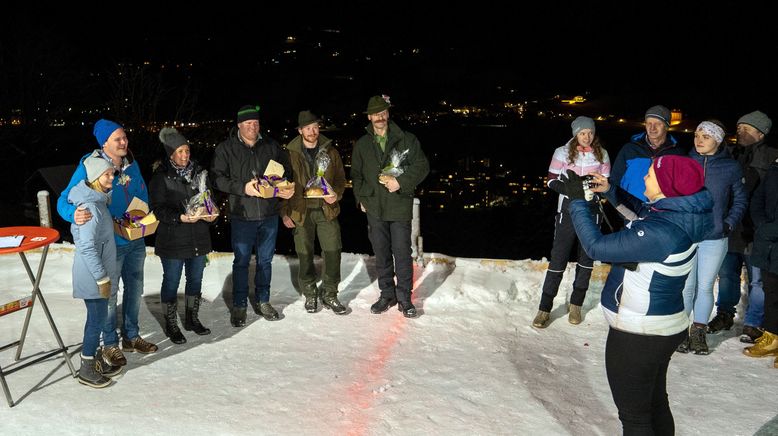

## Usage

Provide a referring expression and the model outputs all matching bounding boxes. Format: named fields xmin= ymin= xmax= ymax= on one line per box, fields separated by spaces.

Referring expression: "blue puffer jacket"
xmin=569 ymin=186 xmax=713 ymax=335
xmin=610 ymin=132 xmax=685 ymax=200
xmin=689 ymin=147 xmax=747 ymax=239
xmin=68 ymin=181 xmax=118 ymax=300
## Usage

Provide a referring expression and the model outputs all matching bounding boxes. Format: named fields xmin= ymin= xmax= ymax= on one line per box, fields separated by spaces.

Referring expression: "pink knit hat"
xmin=652 ymin=155 xmax=705 ymax=198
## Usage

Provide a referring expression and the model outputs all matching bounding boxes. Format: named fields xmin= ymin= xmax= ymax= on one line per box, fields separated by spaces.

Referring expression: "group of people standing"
xmin=58 ymin=95 xmax=429 ymax=388
xmin=535 ymin=105 xmax=778 ymax=434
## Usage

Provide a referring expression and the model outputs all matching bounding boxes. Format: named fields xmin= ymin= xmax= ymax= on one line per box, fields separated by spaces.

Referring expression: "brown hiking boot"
xmin=122 ymin=336 xmax=158 ymax=354
xmin=740 ymin=325 xmax=765 ymax=344
xmin=532 ymin=310 xmax=550 ymax=328
xmin=568 ymin=304 xmax=582 ymax=325
xmin=743 ymin=330 xmax=778 ymax=358
xmin=101 ymin=345 xmax=127 ymax=366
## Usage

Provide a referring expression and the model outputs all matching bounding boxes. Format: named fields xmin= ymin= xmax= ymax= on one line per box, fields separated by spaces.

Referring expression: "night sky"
xmin=3 ymin=2 xmax=777 ymax=122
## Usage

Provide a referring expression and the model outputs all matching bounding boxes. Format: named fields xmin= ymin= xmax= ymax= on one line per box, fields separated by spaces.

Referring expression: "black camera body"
xmin=582 ymin=174 xmax=598 ymax=189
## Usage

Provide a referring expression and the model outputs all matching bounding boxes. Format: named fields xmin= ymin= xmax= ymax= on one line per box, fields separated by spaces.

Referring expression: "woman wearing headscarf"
xmin=679 ymin=120 xmax=746 ymax=354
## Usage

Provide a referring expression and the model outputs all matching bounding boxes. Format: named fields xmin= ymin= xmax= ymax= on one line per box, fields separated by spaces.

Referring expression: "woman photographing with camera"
xmin=557 ymin=155 xmax=713 ymax=434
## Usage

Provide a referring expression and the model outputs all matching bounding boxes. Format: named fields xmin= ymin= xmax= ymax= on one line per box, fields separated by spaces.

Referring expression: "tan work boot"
xmin=568 ymin=304 xmax=582 ymax=325
xmin=532 ymin=310 xmax=550 ymax=328
xmin=743 ymin=330 xmax=778 ymax=358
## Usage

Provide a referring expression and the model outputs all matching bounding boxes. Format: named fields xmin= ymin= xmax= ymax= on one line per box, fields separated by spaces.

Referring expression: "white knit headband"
xmin=697 ymin=121 xmax=725 ymax=144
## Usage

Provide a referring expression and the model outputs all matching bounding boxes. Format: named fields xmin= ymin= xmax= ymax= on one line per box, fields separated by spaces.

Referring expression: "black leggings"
xmin=606 ymin=327 xmax=687 ymax=436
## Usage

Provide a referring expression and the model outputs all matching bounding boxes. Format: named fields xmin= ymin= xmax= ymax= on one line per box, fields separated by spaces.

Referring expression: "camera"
xmin=582 ymin=174 xmax=599 ymax=189
xmin=581 ymin=175 xmax=597 ymax=201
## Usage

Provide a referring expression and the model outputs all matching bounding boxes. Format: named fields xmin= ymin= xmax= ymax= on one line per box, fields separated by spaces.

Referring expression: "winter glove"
xmin=548 ymin=178 xmax=564 ymax=194
xmin=555 ymin=170 xmax=586 ymax=201
xmin=97 ymin=278 xmax=111 ymax=299
xmin=723 ymin=223 xmax=732 ymax=236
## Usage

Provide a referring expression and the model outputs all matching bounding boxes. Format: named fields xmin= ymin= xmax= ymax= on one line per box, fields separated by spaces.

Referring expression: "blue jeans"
xmin=83 ymin=298 xmax=108 ymax=357
xmin=717 ymin=252 xmax=765 ymax=327
xmin=159 ymin=256 xmax=207 ymax=303
xmin=682 ymin=238 xmax=728 ymax=324
xmin=231 ymin=217 xmax=278 ymax=307
xmin=104 ymin=238 xmax=146 ymax=345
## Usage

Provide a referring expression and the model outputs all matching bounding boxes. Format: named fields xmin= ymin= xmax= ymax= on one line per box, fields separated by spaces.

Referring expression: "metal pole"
xmin=37 ymin=190 xmax=52 ymax=228
xmin=411 ymin=198 xmax=421 ymax=263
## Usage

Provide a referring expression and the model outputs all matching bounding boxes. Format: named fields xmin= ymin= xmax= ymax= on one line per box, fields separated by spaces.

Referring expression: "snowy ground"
xmin=0 ymin=244 xmax=776 ymax=435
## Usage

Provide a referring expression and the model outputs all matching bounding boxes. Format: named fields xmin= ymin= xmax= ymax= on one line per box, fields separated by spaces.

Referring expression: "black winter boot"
xmin=707 ymin=310 xmax=734 ymax=333
xmin=78 ymin=354 xmax=111 ymax=388
xmin=184 ymin=295 xmax=211 ymax=335
xmin=321 ymin=294 xmax=347 ymax=315
xmin=231 ymin=306 xmax=247 ymax=327
xmin=164 ymin=302 xmax=187 ymax=344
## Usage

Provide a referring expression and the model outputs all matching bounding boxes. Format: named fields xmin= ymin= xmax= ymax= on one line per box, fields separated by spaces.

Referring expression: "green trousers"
xmin=293 ymin=208 xmax=342 ymax=297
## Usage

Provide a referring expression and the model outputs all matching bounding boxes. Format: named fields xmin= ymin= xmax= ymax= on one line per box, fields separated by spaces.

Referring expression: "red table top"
xmin=0 ymin=226 xmax=60 ymax=255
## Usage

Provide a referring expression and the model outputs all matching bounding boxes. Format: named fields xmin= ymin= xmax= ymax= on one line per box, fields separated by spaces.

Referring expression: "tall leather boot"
xmin=164 ymin=301 xmax=187 ymax=344
xmin=185 ymin=295 xmax=211 ymax=335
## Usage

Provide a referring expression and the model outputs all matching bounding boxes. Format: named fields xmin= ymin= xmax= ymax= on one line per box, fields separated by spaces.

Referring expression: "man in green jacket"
xmin=281 ymin=110 xmax=347 ymax=314
xmin=352 ymin=95 xmax=429 ymax=318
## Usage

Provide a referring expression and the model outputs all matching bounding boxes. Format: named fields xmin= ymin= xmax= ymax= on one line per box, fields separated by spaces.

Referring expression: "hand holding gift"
xmin=304 ymin=152 xmax=336 ymax=199
xmin=253 ymin=161 xmax=295 ymax=199
xmin=184 ymin=170 xmax=220 ymax=219
xmin=379 ymin=148 xmax=409 ymax=191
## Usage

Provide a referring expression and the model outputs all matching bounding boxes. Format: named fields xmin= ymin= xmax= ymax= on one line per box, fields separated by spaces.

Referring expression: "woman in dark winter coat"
xmin=744 ymin=159 xmax=778 ymax=366
xmin=679 ymin=120 xmax=747 ymax=354
xmin=557 ymin=155 xmax=712 ymax=434
xmin=149 ymin=127 xmax=217 ymax=344
xmin=533 ymin=116 xmax=610 ymax=328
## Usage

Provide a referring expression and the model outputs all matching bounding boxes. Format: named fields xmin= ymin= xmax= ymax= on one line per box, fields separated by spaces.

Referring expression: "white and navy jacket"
xmin=569 ymin=185 xmax=713 ymax=336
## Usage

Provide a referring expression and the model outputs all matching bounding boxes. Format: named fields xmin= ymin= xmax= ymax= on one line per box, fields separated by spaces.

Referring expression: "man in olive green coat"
xmin=352 ymin=95 xmax=429 ymax=318
xmin=281 ymin=110 xmax=348 ymax=314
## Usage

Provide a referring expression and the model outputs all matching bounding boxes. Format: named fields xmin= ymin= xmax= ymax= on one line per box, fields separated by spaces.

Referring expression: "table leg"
xmin=15 ymin=248 xmax=77 ymax=377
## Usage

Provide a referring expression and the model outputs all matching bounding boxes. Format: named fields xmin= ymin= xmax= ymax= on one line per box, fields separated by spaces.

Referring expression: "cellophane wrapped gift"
xmin=184 ymin=170 xmax=219 ymax=218
xmin=378 ymin=148 xmax=409 ymax=184
xmin=304 ymin=152 xmax=334 ymax=198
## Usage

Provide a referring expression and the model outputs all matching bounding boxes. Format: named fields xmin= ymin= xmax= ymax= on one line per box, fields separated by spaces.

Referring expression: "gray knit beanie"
xmin=645 ymin=105 xmax=671 ymax=126
xmin=159 ymin=127 xmax=189 ymax=156
xmin=737 ymin=110 xmax=772 ymax=135
xmin=84 ymin=154 xmax=113 ymax=183
xmin=571 ymin=116 xmax=596 ymax=136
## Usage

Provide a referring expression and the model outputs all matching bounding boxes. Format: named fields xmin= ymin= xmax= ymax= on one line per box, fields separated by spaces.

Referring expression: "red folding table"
xmin=0 ymin=226 xmax=77 ymax=407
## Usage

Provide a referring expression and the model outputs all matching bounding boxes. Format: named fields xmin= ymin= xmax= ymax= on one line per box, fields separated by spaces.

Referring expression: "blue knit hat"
xmin=93 ymin=119 xmax=123 ymax=147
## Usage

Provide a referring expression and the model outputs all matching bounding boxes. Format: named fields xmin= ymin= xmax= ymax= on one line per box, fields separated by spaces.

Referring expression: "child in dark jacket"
xmin=68 ymin=155 xmax=121 ymax=388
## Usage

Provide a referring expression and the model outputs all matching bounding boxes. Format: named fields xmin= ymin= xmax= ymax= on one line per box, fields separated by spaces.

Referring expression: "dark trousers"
xmin=366 ymin=214 xmax=412 ymax=302
xmin=231 ymin=217 xmax=279 ymax=307
xmin=539 ymin=209 xmax=595 ymax=311
xmin=293 ymin=208 xmax=342 ymax=296
xmin=760 ymin=270 xmax=778 ymax=334
xmin=606 ymin=327 xmax=686 ymax=436
xmin=159 ymin=256 xmax=207 ymax=303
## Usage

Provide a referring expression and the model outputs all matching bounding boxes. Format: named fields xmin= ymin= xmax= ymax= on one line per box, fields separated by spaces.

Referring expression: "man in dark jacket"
xmin=211 ymin=105 xmax=294 ymax=327
xmin=710 ymin=110 xmax=776 ymax=342
xmin=609 ymin=105 xmax=686 ymax=201
xmin=281 ymin=110 xmax=347 ymax=315
xmin=352 ymin=95 xmax=429 ymax=318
